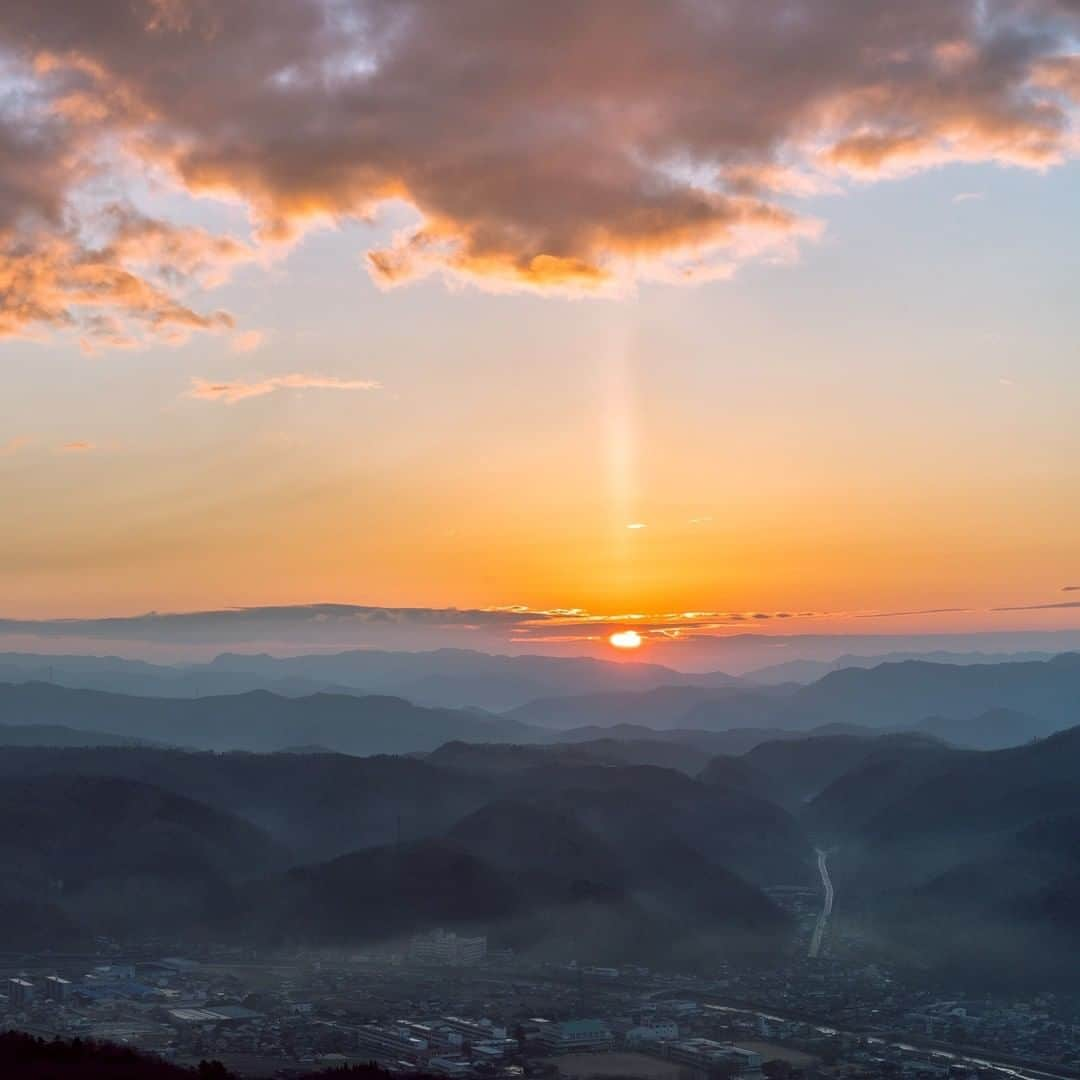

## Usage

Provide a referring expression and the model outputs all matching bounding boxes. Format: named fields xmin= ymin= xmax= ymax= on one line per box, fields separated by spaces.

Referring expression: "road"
xmin=699 ymin=1003 xmax=1078 ymax=1080
xmin=808 ymin=848 xmax=833 ymax=959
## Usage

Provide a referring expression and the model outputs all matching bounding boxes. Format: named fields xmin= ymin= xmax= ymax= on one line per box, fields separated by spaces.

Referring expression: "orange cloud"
xmin=0 ymin=0 xmax=1077 ymax=315
xmin=188 ymin=373 xmax=381 ymax=404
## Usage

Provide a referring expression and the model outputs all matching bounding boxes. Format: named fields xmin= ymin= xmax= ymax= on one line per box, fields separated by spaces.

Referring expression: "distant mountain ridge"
xmin=0 ymin=681 xmax=534 ymax=755
xmin=0 ymin=647 xmax=737 ymax=710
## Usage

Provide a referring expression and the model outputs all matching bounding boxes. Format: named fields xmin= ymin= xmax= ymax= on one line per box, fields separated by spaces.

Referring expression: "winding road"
xmin=808 ymin=848 xmax=833 ymax=959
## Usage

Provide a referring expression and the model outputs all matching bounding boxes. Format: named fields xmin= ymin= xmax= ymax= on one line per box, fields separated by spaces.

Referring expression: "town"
xmin=4 ymin=918 xmax=1080 ymax=1080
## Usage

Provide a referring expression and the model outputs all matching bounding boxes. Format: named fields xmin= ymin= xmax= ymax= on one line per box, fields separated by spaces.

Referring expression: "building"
xmin=44 ymin=976 xmax=71 ymax=1003
xmin=626 ymin=1021 xmax=678 ymax=1045
xmin=664 ymin=1038 xmax=762 ymax=1078
xmin=538 ymin=1019 xmax=614 ymax=1054
xmin=354 ymin=1023 xmax=431 ymax=1066
xmin=8 ymin=978 xmax=34 ymax=1008
xmin=409 ymin=929 xmax=487 ymax=966
xmin=439 ymin=1016 xmax=507 ymax=1043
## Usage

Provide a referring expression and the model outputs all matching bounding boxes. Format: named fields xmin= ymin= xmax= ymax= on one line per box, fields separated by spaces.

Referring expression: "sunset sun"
xmin=609 ymin=629 xmax=643 ymax=650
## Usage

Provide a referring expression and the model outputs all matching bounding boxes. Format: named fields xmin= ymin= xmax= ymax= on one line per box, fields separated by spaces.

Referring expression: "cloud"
xmin=0 ymin=0 xmax=1075 ymax=326
xmin=953 ymin=192 xmax=986 ymax=202
xmin=230 ymin=329 xmax=267 ymax=354
xmin=626 ymin=522 xmax=647 ymax=530
xmin=0 ymin=437 xmax=30 ymax=456
xmin=993 ymin=601 xmax=1080 ymax=612
xmin=855 ymin=607 xmax=974 ymax=619
xmin=0 ymin=603 xmax=555 ymax=646
xmin=58 ymin=440 xmax=95 ymax=452
xmin=188 ymin=373 xmax=381 ymax=404
xmin=0 ymin=199 xmax=241 ymax=347
xmin=1063 ymin=585 xmax=1080 ymax=592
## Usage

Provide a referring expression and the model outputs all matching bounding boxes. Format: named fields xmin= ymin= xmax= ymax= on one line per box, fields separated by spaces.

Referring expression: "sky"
xmin=1 ymin=1 xmax=1079 ymax=664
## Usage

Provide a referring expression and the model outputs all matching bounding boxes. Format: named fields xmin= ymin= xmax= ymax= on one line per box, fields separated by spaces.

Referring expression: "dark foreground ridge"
xmin=0 ymin=1030 xmax=427 ymax=1080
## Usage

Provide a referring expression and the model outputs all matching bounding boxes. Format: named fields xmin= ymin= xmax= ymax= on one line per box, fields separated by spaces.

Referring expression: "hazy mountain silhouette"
xmin=732 ymin=732 xmax=950 ymax=810
xmin=194 ymin=648 xmax=737 ymax=709
xmin=0 ymin=648 xmax=737 ymax=709
xmin=0 ymin=774 xmax=283 ymax=944
xmin=802 ymin=725 xmax=1080 ymax=984
xmin=242 ymin=797 xmax=791 ymax=964
xmin=505 ymin=684 xmax=759 ymax=730
xmin=0 ymin=746 xmax=495 ymax=863
xmin=743 ymin=650 xmax=1057 ymax=685
xmin=788 ymin=653 xmax=1080 ymax=733
xmin=914 ymin=707 xmax=1041 ymax=749
xmin=426 ymin=736 xmax=715 ymax=775
xmin=0 ymin=682 xmax=534 ymax=754
xmin=557 ymin=653 xmax=1080 ymax=748
xmin=0 ymin=722 xmax=155 ymax=748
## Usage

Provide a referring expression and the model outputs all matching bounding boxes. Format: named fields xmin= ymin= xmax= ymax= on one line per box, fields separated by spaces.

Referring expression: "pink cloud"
xmin=188 ymin=373 xmax=381 ymax=404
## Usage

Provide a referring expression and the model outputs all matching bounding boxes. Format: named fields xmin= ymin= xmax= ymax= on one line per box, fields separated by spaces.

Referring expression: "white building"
xmin=626 ymin=1021 xmax=678 ymax=1045
xmin=538 ymin=1019 xmax=614 ymax=1054
xmin=410 ymin=929 xmax=487 ymax=966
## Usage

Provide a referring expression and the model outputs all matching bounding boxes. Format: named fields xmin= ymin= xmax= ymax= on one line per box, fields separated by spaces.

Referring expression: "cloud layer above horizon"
xmin=2 ymin=0 xmax=1079 ymax=347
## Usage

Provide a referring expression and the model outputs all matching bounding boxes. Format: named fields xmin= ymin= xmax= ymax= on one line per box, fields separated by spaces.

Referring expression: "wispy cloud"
xmin=58 ymin=441 xmax=95 ymax=453
xmin=230 ymin=329 xmax=268 ymax=354
xmin=953 ymin=192 xmax=985 ymax=203
xmin=993 ymin=601 xmax=1080 ymax=613
xmin=855 ymin=607 xmax=973 ymax=619
xmin=188 ymin=374 xmax=381 ymax=404
xmin=626 ymin=522 xmax=647 ymax=530
xmin=0 ymin=437 xmax=30 ymax=456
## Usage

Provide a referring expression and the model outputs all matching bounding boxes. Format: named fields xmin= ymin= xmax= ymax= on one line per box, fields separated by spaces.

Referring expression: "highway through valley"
xmin=808 ymin=848 xmax=834 ymax=959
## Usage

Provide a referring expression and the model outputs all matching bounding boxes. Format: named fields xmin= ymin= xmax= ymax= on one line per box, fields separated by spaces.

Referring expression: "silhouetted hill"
xmin=0 ymin=722 xmax=153 ymax=748
xmin=0 ymin=682 xmax=534 ymax=755
xmin=802 ymin=743 xmax=967 ymax=839
xmin=737 ymin=732 xmax=949 ymax=810
xmin=0 ymin=1030 xmax=195 ymax=1079
xmin=499 ymin=762 xmax=815 ymax=889
xmin=744 ymin=650 xmax=1057 ymax=686
xmin=915 ymin=707 xmax=1040 ymax=749
xmin=580 ymin=654 xmax=1080 ymax=745
xmin=245 ymin=797 xmax=790 ymax=965
xmin=790 ymin=653 xmax=1080 ymax=733
xmin=696 ymin=753 xmax=769 ymax=793
xmin=811 ymin=725 xmax=1080 ymax=984
xmin=0 ymin=1030 xmax=436 ymax=1080
xmin=426 ymin=737 xmax=713 ymax=775
xmin=0 ymin=775 xmax=283 ymax=944
xmin=549 ymin=723 xmax=812 ymax=756
xmin=0 ymin=746 xmax=495 ymax=863
xmin=505 ymin=684 xmax=755 ymax=730
xmin=0 ymin=648 xmax=736 ymax=710
xmin=243 ymin=839 xmax=521 ymax=945
xmin=195 ymin=648 xmax=737 ymax=709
